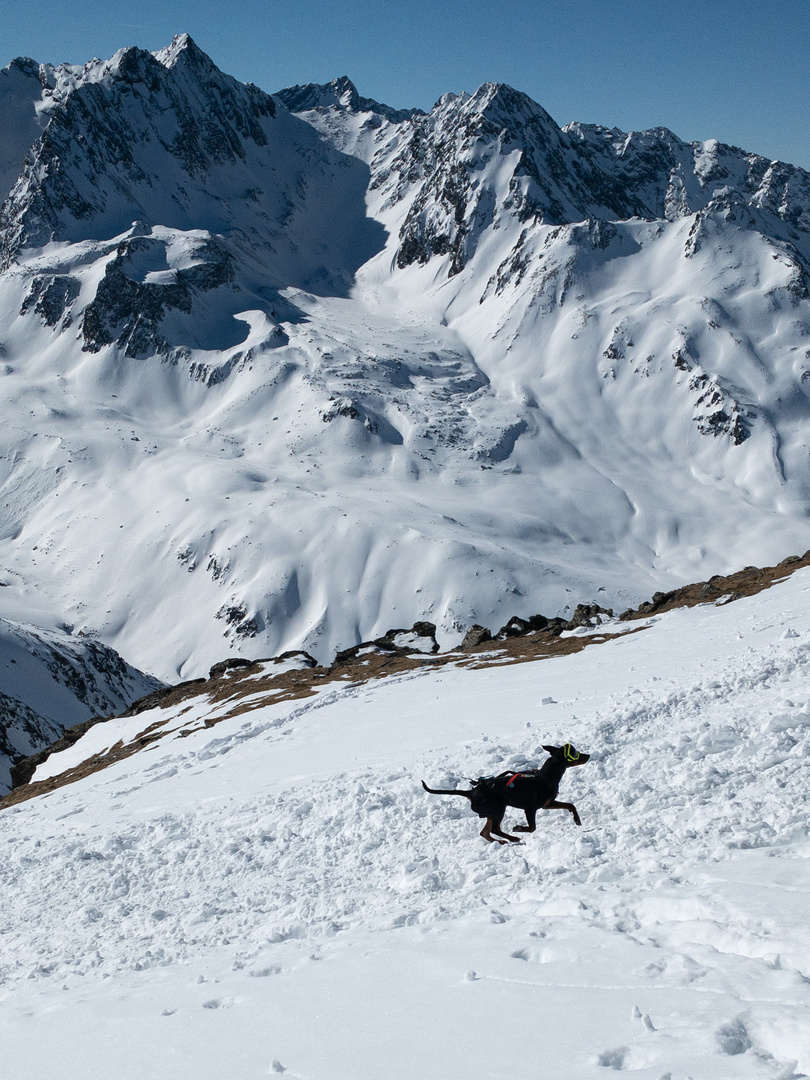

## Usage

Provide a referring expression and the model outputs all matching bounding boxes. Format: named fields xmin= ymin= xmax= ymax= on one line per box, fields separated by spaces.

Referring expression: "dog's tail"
xmin=422 ymin=780 xmax=473 ymax=800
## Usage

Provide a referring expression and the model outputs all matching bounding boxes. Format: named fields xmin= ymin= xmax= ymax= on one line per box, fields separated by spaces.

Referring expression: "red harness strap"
xmin=505 ymin=772 xmax=523 ymax=787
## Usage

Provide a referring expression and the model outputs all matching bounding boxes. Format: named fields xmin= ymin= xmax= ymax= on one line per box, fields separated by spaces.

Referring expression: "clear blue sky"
xmin=2 ymin=0 xmax=808 ymax=169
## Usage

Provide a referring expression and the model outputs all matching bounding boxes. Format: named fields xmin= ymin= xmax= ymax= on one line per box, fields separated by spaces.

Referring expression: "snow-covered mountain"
xmin=3 ymin=556 xmax=810 ymax=1080
xmin=2 ymin=36 xmax=810 ymax=684
xmin=0 ymin=615 xmax=163 ymax=790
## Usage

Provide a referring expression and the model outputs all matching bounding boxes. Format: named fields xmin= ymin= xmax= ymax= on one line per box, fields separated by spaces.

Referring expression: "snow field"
xmin=2 ymin=572 xmax=810 ymax=1078
xmin=5 ymin=45 xmax=810 ymax=679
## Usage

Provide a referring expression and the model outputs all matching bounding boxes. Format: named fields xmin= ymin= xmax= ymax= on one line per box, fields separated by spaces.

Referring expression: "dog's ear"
xmin=542 ymin=744 xmax=563 ymax=758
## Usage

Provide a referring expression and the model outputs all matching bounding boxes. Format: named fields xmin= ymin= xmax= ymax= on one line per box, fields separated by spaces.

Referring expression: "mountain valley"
xmin=3 ymin=32 xmax=810 ymax=795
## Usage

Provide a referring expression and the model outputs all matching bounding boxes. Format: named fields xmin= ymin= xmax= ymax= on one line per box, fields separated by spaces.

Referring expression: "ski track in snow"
xmin=2 ymin=574 xmax=810 ymax=1078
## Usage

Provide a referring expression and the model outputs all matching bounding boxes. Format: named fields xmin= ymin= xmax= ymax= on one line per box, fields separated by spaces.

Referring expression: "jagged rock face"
xmin=78 ymin=235 xmax=234 ymax=357
xmin=276 ymin=76 xmax=422 ymax=125
xmin=0 ymin=617 xmax=164 ymax=791
xmin=564 ymin=123 xmax=810 ymax=234
xmin=0 ymin=692 xmax=62 ymax=791
xmin=2 ymin=37 xmax=810 ymax=682
xmin=287 ymin=78 xmax=810 ymax=278
xmin=0 ymin=38 xmax=277 ymax=258
xmin=0 ymin=34 xmax=383 ymax=304
xmin=378 ymin=84 xmax=649 ymax=276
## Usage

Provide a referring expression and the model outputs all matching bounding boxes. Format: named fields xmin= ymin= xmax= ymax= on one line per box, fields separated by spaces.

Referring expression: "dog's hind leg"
xmin=484 ymin=809 xmax=521 ymax=844
xmin=479 ymin=818 xmax=504 ymax=844
xmin=513 ymin=808 xmax=537 ymax=833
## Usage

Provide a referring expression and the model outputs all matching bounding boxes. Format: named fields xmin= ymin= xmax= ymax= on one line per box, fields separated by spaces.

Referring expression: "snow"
xmin=2 ymin=43 xmax=810 ymax=1069
xmin=2 ymin=567 xmax=810 ymax=1079
xmin=0 ymin=58 xmax=49 ymax=203
xmin=0 ymin=616 xmax=162 ymax=790
xmin=2 ymin=42 xmax=810 ymax=681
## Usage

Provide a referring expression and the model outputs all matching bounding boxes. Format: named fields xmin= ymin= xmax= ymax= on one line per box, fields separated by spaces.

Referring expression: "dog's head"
xmin=543 ymin=743 xmax=590 ymax=767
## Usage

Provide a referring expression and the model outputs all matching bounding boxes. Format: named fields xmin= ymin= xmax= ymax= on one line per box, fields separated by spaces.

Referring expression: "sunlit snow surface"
xmin=3 ymin=43 xmax=810 ymax=679
xmin=2 ymin=570 xmax=810 ymax=1079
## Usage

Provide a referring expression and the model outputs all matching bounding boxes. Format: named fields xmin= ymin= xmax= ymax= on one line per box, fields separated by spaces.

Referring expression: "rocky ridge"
xmin=284 ymin=75 xmax=810 ymax=278
xmin=5 ymin=549 xmax=808 ymax=807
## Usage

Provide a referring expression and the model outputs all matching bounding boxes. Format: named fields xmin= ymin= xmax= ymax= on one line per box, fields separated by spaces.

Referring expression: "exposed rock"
xmin=619 ymin=553 xmax=810 ymax=620
xmin=215 ymin=602 xmax=265 ymax=639
xmin=80 ymin=236 xmax=234 ymax=357
xmin=9 ymin=716 xmax=101 ymax=789
xmin=498 ymin=616 xmax=531 ymax=638
xmin=389 ymin=84 xmax=649 ymax=278
xmin=208 ymin=657 xmax=255 ymax=680
xmin=568 ymin=603 xmax=613 ymax=627
xmin=461 ymin=624 xmax=492 ymax=649
xmin=0 ymin=617 xmax=164 ymax=793
xmin=495 ymin=614 xmax=550 ymax=639
xmin=0 ymin=36 xmax=277 ymax=265
xmin=334 ymin=621 xmax=439 ymax=664
xmin=209 ymin=651 xmax=317 ymax=679
xmin=20 ymin=274 xmax=81 ymax=327
xmin=274 ymin=76 xmax=423 ymax=125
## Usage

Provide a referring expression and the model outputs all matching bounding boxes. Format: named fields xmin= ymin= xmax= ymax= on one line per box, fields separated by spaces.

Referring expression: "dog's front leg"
xmin=513 ymin=808 xmax=537 ymax=833
xmin=544 ymin=799 xmax=581 ymax=826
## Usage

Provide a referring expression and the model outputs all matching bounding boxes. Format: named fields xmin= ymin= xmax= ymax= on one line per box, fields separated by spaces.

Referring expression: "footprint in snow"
xmin=716 ymin=1018 xmax=752 ymax=1056
xmin=270 ymin=1062 xmax=303 ymax=1077
xmin=597 ymin=1046 xmax=628 ymax=1069
xmin=202 ymin=997 xmax=236 ymax=1010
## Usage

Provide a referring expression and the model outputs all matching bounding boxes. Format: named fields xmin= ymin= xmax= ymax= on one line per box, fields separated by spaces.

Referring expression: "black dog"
xmin=422 ymin=743 xmax=590 ymax=844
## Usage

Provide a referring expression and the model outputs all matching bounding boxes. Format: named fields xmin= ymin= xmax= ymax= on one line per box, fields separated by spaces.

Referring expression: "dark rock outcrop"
xmin=461 ymin=624 xmax=493 ymax=649
xmin=333 ymin=621 xmax=439 ymax=664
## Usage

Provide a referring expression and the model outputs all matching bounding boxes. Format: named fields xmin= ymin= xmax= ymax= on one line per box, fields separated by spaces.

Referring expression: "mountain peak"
xmin=468 ymin=81 xmax=559 ymax=132
xmin=275 ymin=77 xmax=422 ymax=124
xmin=330 ymin=75 xmax=360 ymax=109
xmin=153 ymin=33 xmax=214 ymax=73
xmin=3 ymin=56 xmax=41 ymax=79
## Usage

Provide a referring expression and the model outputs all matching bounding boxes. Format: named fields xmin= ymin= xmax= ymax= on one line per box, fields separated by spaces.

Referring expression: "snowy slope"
xmin=0 ymin=615 xmax=163 ymax=791
xmin=2 ymin=39 xmax=810 ymax=682
xmin=2 ymin=567 xmax=810 ymax=1079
